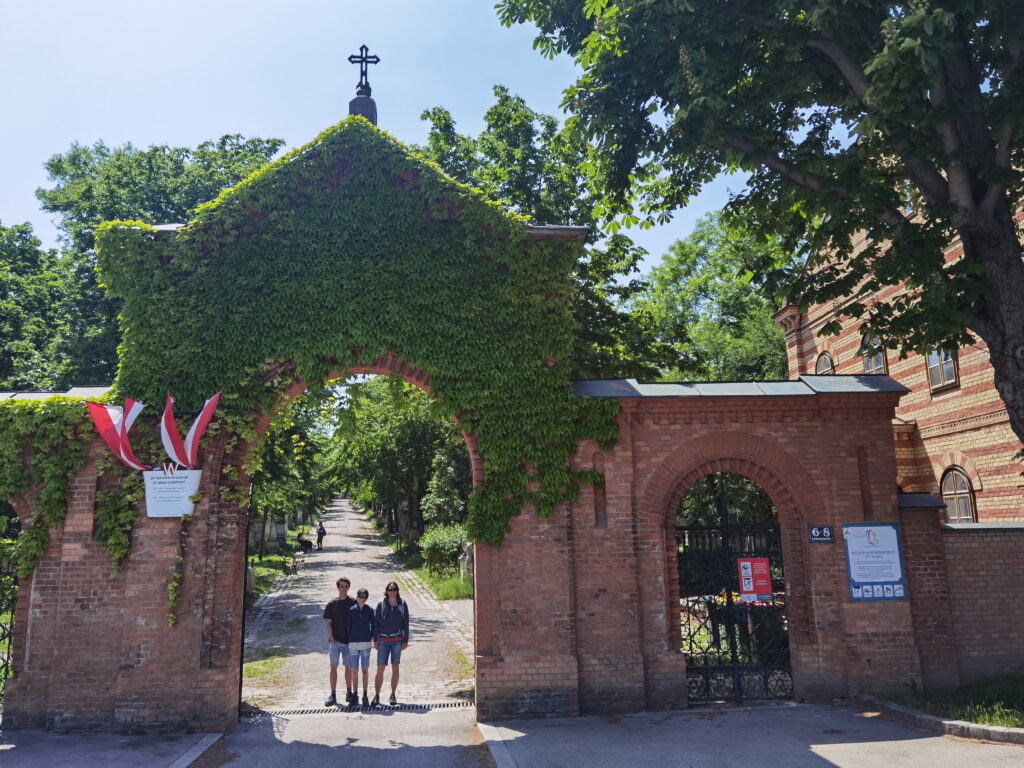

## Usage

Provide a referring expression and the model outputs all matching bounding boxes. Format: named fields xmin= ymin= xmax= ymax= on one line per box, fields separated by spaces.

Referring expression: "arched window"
xmin=814 ymin=352 xmax=835 ymax=375
xmin=941 ymin=467 xmax=976 ymax=523
xmin=861 ymin=335 xmax=887 ymax=375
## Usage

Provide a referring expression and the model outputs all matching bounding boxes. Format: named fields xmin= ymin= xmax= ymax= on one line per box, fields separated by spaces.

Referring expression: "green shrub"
xmin=419 ymin=523 xmax=467 ymax=575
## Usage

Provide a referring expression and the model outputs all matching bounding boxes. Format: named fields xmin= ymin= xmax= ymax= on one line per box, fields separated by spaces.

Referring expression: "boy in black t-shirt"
xmin=323 ymin=576 xmax=357 ymax=706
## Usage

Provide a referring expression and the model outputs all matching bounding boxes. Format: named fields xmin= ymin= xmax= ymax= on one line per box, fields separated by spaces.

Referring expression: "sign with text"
xmin=737 ymin=557 xmax=773 ymax=602
xmin=143 ymin=469 xmax=202 ymax=518
xmin=842 ymin=523 xmax=907 ymax=601
xmin=808 ymin=525 xmax=835 ymax=543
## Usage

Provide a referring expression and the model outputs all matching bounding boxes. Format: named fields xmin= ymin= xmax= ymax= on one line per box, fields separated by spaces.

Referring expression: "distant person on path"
xmin=316 ymin=521 xmax=326 ymax=550
xmin=323 ymin=576 xmax=357 ymax=707
xmin=347 ymin=588 xmax=375 ymax=707
xmin=297 ymin=532 xmax=313 ymax=553
xmin=371 ymin=580 xmax=410 ymax=707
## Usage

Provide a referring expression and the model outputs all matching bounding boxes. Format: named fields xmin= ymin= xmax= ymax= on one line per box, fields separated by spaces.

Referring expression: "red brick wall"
xmin=898 ymin=507 xmax=960 ymax=688
xmin=4 ymin=436 xmax=240 ymax=732
xmin=941 ymin=525 xmax=1024 ymax=681
xmin=9 ymin=377 xmax=1016 ymax=730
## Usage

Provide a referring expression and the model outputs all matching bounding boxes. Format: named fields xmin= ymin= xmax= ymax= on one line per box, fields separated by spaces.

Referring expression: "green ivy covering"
xmin=95 ymin=117 xmax=618 ymax=544
xmin=0 ymin=398 xmax=91 ymax=576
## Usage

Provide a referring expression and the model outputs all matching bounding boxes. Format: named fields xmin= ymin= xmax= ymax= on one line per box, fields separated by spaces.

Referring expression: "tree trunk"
xmin=957 ymin=199 xmax=1024 ymax=451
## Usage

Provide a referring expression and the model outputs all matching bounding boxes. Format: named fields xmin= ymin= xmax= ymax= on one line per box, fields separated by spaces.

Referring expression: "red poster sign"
xmin=737 ymin=557 xmax=773 ymax=602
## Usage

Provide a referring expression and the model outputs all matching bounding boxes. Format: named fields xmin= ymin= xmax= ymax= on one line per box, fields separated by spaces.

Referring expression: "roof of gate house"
xmin=5 ymin=376 xmax=908 ymax=402
xmin=571 ymin=375 xmax=909 ymax=398
xmin=0 ymin=386 xmax=112 ymax=401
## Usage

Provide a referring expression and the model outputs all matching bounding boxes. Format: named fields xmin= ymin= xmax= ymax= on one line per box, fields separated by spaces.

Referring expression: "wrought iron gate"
xmin=0 ymin=554 xmax=15 ymax=705
xmin=677 ymin=514 xmax=792 ymax=702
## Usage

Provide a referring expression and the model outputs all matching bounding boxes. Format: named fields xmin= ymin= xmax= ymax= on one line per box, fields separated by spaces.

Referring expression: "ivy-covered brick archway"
xmin=96 ymin=117 xmax=617 ymax=545
xmin=1 ymin=117 xmax=621 ymax=729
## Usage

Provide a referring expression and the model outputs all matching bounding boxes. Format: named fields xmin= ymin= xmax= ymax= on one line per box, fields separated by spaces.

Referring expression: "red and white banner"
xmin=160 ymin=392 xmax=220 ymax=469
xmin=89 ymin=392 xmax=221 ymax=471
xmin=86 ymin=399 xmax=151 ymax=471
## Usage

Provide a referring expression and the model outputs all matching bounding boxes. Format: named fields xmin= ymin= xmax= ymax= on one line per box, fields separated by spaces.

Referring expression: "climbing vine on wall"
xmin=0 ymin=398 xmax=91 ymax=576
xmin=96 ymin=116 xmax=619 ymax=545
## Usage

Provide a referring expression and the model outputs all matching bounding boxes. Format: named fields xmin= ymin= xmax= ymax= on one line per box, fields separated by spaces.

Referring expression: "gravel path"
xmin=243 ymin=499 xmax=475 ymax=710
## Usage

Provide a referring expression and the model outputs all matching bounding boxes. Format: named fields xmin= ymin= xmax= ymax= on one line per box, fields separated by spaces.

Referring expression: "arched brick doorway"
xmin=651 ymin=447 xmax=820 ymax=703
xmin=672 ymin=469 xmax=793 ymax=702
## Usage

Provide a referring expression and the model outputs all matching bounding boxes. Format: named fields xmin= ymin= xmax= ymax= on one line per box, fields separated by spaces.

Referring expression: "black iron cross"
xmin=348 ymin=44 xmax=380 ymax=96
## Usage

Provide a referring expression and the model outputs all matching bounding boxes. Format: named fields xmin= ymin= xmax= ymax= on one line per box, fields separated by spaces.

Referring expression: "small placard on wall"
xmin=808 ymin=525 xmax=834 ymax=543
xmin=143 ymin=470 xmax=202 ymax=517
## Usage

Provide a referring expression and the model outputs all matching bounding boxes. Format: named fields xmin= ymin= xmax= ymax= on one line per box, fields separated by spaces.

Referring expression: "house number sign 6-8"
xmin=808 ymin=525 xmax=834 ymax=543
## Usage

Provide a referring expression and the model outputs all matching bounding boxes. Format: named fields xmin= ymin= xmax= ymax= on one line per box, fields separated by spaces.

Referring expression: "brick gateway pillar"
xmin=5 ymin=374 xmax=944 ymax=730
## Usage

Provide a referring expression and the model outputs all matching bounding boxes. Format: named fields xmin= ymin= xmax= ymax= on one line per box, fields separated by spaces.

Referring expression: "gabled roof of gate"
xmin=112 ymin=116 xmax=588 ymax=255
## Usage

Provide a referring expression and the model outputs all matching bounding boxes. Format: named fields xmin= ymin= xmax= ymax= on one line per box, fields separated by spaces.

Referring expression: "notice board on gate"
xmin=737 ymin=557 xmax=773 ymax=602
xmin=842 ymin=523 xmax=908 ymax=601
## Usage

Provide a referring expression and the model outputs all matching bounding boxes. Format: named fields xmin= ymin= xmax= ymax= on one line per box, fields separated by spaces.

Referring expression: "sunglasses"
xmin=386 ymin=587 xmax=398 ymax=591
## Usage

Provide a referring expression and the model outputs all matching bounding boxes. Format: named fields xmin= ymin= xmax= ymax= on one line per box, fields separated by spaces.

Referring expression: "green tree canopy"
xmin=0 ymin=223 xmax=63 ymax=388
xmin=330 ymin=377 xmax=470 ymax=536
xmin=498 ymin=1 xmax=1024 ymax=445
xmin=639 ymin=212 xmax=788 ymax=381
xmin=418 ymin=85 xmax=679 ymax=379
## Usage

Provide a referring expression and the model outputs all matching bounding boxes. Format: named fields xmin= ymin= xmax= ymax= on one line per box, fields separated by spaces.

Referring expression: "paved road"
xmin=482 ymin=703 xmax=1023 ymax=768
xmin=242 ymin=499 xmax=474 ymax=710
xmin=212 ymin=498 xmax=492 ymax=768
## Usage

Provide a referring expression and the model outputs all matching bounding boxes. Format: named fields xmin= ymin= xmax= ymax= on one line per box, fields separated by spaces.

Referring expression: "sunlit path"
xmin=242 ymin=499 xmax=474 ymax=711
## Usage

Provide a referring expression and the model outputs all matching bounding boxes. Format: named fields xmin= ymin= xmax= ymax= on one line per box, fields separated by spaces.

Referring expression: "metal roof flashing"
xmin=572 ymin=375 xmax=908 ymax=399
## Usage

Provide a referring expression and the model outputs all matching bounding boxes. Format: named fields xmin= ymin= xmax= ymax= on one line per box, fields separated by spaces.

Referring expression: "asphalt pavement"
xmin=2 ymin=500 xmax=1022 ymax=767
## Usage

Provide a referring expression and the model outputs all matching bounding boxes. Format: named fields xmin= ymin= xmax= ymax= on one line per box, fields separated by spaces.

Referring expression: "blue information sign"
xmin=842 ymin=523 xmax=908 ymax=601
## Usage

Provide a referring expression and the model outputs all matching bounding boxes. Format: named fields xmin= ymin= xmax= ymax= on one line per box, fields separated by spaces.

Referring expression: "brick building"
xmin=774 ymin=243 xmax=1024 ymax=523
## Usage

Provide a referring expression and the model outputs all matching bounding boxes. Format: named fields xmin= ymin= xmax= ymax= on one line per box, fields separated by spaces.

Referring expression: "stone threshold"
xmin=855 ymin=694 xmax=1024 ymax=745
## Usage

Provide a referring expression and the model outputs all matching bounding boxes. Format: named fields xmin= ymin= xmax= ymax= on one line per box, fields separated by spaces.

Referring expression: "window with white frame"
xmin=926 ymin=348 xmax=958 ymax=390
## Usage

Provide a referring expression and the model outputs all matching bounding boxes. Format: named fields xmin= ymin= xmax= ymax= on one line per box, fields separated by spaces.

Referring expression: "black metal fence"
xmin=0 ymin=556 xmax=15 ymax=706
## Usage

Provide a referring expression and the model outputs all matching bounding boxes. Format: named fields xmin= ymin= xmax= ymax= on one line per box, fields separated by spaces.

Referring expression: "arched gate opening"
xmin=675 ymin=472 xmax=791 ymax=702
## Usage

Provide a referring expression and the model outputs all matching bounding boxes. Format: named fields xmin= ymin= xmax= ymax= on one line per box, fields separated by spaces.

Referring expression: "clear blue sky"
xmin=0 ymin=0 xmax=735 ymax=273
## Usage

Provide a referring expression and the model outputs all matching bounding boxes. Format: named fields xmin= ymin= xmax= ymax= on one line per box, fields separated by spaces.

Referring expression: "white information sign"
xmin=143 ymin=469 xmax=202 ymax=518
xmin=842 ymin=523 xmax=907 ymax=601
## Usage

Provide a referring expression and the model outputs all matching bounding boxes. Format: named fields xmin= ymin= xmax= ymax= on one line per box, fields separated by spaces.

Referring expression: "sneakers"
xmin=346 ymin=690 xmax=356 ymax=707
xmin=389 ymin=692 xmax=397 ymax=706
xmin=362 ymin=693 xmax=370 ymax=708
xmin=325 ymin=692 xmax=337 ymax=707
xmin=370 ymin=694 xmax=379 ymax=707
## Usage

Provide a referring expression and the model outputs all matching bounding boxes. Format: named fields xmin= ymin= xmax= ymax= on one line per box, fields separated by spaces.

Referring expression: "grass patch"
xmin=885 ymin=676 xmax=1024 ymax=728
xmin=412 ymin=566 xmax=474 ymax=600
xmin=245 ymin=524 xmax=313 ymax=610
xmin=243 ymin=643 xmax=289 ymax=680
xmin=363 ymin=511 xmax=474 ymax=600
xmin=243 ymin=655 xmax=285 ymax=680
xmin=453 ymin=647 xmax=474 ymax=678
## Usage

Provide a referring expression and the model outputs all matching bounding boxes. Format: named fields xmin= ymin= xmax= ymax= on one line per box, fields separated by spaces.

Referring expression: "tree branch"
xmin=730 ymin=12 xmax=950 ymax=209
xmin=723 ymin=135 xmax=906 ymax=229
xmin=981 ymin=41 xmax=1024 ymax=214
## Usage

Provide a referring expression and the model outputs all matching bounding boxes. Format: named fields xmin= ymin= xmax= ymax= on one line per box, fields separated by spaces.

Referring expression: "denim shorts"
xmin=376 ymin=639 xmax=403 ymax=666
xmin=328 ymin=641 xmax=350 ymax=668
xmin=347 ymin=647 xmax=371 ymax=670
